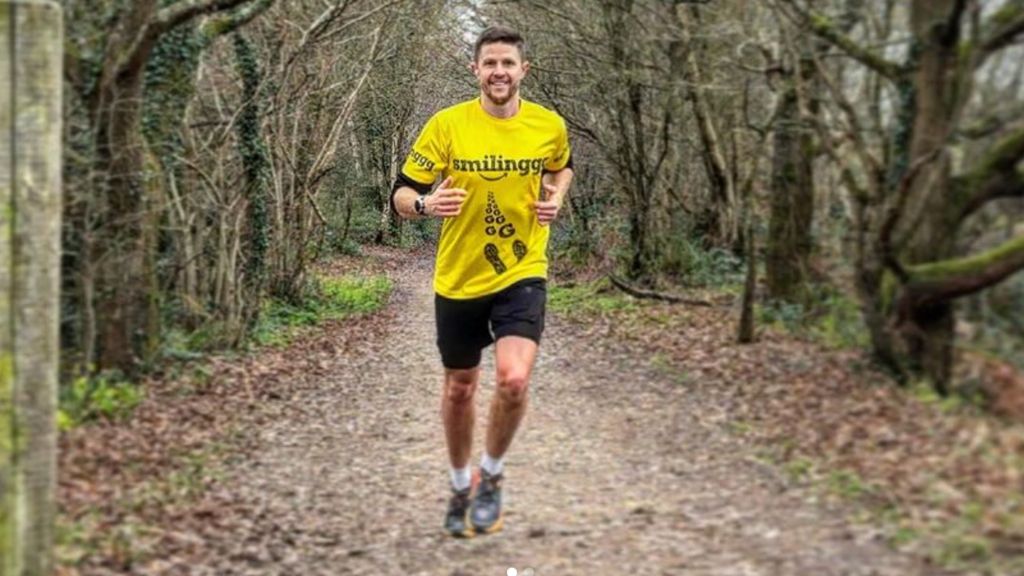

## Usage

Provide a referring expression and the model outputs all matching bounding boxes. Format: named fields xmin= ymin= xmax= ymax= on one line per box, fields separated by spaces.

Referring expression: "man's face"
xmin=472 ymin=42 xmax=529 ymax=106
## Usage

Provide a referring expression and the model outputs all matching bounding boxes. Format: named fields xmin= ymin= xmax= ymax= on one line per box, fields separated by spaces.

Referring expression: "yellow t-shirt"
xmin=401 ymin=98 xmax=572 ymax=299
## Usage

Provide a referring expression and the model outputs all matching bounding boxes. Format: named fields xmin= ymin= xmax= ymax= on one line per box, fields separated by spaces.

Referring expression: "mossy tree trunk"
xmin=1 ymin=2 xmax=63 ymax=574
xmin=795 ymin=0 xmax=1024 ymax=392
xmin=765 ymin=72 xmax=816 ymax=303
xmin=233 ymin=31 xmax=271 ymax=336
xmin=80 ymin=0 xmax=268 ymax=372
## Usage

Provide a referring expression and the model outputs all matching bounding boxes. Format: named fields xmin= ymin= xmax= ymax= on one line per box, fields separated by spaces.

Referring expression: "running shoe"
xmin=470 ymin=470 xmax=504 ymax=534
xmin=444 ymin=486 xmax=474 ymax=538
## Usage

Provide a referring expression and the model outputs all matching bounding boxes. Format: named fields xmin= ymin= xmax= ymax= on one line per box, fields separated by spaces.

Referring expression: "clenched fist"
xmin=533 ymin=183 xmax=562 ymax=225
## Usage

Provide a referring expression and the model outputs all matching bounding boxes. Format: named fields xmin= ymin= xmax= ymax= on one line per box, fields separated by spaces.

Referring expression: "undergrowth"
xmin=59 ymin=274 xmax=392 ymax=430
xmin=58 ymin=372 xmax=143 ymax=431
xmin=758 ymin=285 xmax=868 ymax=349
xmin=548 ymin=278 xmax=637 ymax=315
xmin=252 ymin=274 xmax=392 ymax=347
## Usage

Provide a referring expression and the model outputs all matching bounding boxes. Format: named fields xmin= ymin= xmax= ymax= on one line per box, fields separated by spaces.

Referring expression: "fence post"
xmin=1 ymin=1 xmax=63 ymax=574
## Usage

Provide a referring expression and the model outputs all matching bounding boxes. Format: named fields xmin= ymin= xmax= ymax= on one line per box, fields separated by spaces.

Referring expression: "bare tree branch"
xmin=776 ymin=0 xmax=905 ymax=80
xmin=119 ymin=0 xmax=257 ymax=78
xmin=980 ymin=2 xmax=1024 ymax=58
xmin=608 ymin=275 xmax=714 ymax=306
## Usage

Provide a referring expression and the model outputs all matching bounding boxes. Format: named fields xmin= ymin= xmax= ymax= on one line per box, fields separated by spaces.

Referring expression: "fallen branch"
xmin=608 ymin=275 xmax=714 ymax=307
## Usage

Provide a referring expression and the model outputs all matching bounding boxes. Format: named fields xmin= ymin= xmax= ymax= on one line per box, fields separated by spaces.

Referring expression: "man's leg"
xmin=470 ymin=335 xmax=538 ymax=534
xmin=485 ymin=335 xmax=538 ymax=460
xmin=441 ymin=366 xmax=480 ymax=538
xmin=436 ymin=291 xmax=492 ymax=537
xmin=442 ymin=367 xmax=480 ymax=470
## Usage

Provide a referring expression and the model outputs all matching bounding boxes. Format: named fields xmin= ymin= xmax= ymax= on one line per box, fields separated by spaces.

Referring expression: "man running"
xmin=390 ymin=26 xmax=574 ymax=537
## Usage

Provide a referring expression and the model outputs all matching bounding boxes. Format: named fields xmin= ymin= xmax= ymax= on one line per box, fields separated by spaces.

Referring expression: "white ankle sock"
xmin=450 ymin=466 xmax=471 ymax=491
xmin=481 ymin=452 xmax=504 ymax=476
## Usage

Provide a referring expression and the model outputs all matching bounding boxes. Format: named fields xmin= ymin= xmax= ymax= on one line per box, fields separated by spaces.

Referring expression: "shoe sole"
xmin=446 ymin=511 xmax=476 ymax=539
xmin=447 ymin=527 xmax=475 ymax=539
xmin=472 ymin=513 xmax=503 ymax=535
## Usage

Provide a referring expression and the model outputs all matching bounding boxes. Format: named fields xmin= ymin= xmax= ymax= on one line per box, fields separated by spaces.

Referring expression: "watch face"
xmin=416 ymin=197 xmax=425 ymax=214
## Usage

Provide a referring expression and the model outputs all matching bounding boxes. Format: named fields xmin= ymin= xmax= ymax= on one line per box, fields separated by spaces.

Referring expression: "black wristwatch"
xmin=414 ymin=195 xmax=426 ymax=216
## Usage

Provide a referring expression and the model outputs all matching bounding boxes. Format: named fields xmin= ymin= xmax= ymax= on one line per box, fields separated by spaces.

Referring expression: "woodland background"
xmin=53 ymin=0 xmax=1024 ymax=395
xmin=4 ymin=0 xmax=1024 ymax=573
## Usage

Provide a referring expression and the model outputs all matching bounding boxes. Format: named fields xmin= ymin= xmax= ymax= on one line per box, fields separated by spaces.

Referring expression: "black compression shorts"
xmin=434 ymin=278 xmax=547 ymax=370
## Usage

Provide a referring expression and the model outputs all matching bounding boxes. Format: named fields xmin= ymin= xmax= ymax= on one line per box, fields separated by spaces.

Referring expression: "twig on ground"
xmin=607 ymin=275 xmax=715 ymax=307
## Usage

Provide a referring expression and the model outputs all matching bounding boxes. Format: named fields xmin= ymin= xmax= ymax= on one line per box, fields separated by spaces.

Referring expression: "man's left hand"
xmin=534 ymin=183 xmax=562 ymax=226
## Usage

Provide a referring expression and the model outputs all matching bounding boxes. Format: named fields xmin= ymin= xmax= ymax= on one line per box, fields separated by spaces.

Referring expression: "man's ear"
xmin=469 ymin=61 xmax=478 ymax=75
xmin=522 ymin=60 xmax=531 ymax=76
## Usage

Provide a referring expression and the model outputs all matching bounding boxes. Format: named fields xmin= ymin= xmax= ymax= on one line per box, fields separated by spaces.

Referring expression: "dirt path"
xmin=185 ymin=255 xmax=935 ymax=576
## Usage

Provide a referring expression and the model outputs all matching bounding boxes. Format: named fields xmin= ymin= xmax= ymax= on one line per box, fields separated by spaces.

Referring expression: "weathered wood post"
xmin=1 ymin=1 xmax=63 ymax=574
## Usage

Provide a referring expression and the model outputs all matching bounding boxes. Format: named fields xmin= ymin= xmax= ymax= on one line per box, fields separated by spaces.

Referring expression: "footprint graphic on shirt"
xmin=513 ymin=239 xmax=527 ymax=262
xmin=484 ymin=243 xmax=507 ymax=274
xmin=485 ymin=192 xmax=516 ymax=239
xmin=483 ymin=192 xmax=529 ymax=274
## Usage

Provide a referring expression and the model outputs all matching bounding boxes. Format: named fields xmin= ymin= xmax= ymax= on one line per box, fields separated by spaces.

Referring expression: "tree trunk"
xmin=766 ymin=64 xmax=816 ymax=303
xmin=86 ymin=0 xmax=266 ymax=370
xmin=738 ymin=221 xmax=757 ymax=344
xmin=91 ymin=0 xmax=159 ymax=372
xmin=889 ymin=0 xmax=961 ymax=389
xmin=677 ymin=5 xmax=738 ymax=248
xmin=234 ymin=32 xmax=270 ymax=333
xmin=1 ymin=3 xmax=63 ymax=574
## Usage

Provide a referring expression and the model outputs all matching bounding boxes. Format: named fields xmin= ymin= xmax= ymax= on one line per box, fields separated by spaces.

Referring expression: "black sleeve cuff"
xmin=390 ymin=172 xmax=432 ymax=215
xmin=542 ymin=152 xmax=574 ymax=175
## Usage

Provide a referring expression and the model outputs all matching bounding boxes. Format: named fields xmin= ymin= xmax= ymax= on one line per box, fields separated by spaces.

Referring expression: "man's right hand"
xmin=425 ymin=176 xmax=467 ymax=218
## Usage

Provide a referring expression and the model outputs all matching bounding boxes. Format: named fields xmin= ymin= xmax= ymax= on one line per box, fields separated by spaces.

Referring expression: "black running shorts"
xmin=435 ymin=277 xmax=547 ymax=369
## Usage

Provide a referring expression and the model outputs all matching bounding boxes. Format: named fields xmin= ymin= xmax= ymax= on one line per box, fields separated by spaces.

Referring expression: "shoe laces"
xmin=449 ymin=488 xmax=471 ymax=511
xmin=477 ymin=473 xmax=502 ymax=502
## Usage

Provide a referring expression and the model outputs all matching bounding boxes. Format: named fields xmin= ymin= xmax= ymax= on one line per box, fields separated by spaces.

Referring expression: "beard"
xmin=482 ymin=79 xmax=519 ymax=106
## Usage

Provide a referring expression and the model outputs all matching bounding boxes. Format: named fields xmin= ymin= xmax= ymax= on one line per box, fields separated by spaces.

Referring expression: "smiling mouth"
xmin=481 ymin=172 xmax=509 ymax=182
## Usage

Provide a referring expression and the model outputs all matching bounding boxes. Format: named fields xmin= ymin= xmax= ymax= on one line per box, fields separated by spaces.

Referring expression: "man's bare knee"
xmin=445 ymin=371 xmax=478 ymax=405
xmin=496 ymin=370 xmax=529 ymax=404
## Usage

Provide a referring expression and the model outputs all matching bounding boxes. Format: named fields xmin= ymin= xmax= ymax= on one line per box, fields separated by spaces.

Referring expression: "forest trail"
xmin=180 ymin=254 xmax=934 ymax=576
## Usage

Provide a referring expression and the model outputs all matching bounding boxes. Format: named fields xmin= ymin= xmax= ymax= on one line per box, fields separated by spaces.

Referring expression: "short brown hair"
xmin=473 ymin=26 xmax=526 ymax=62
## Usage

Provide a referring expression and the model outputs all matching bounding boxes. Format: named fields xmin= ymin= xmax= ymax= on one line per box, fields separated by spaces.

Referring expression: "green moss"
xmin=880 ymin=270 xmax=899 ymax=314
xmin=989 ymin=3 xmax=1024 ymax=27
xmin=0 ymin=353 xmax=11 ymax=575
xmin=234 ymin=33 xmax=270 ymax=301
xmin=908 ymin=234 xmax=1024 ymax=284
xmin=976 ymin=126 xmax=1024 ymax=175
xmin=0 ymin=353 xmax=12 ymax=454
xmin=200 ymin=17 xmax=232 ymax=39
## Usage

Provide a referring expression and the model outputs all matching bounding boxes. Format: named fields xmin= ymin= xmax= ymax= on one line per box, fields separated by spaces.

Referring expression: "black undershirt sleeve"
xmin=542 ymin=152 xmax=574 ymax=175
xmin=390 ymin=171 xmax=433 ymax=215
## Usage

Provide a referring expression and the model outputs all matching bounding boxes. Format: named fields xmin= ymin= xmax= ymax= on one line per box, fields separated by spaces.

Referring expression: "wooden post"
xmin=1 ymin=2 xmax=63 ymax=575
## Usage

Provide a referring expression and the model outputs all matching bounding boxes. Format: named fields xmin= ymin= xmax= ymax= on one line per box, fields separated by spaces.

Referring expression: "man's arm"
xmin=392 ymin=176 xmax=467 ymax=220
xmin=535 ymin=167 xmax=574 ymax=225
xmin=392 ymin=185 xmax=425 ymax=220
